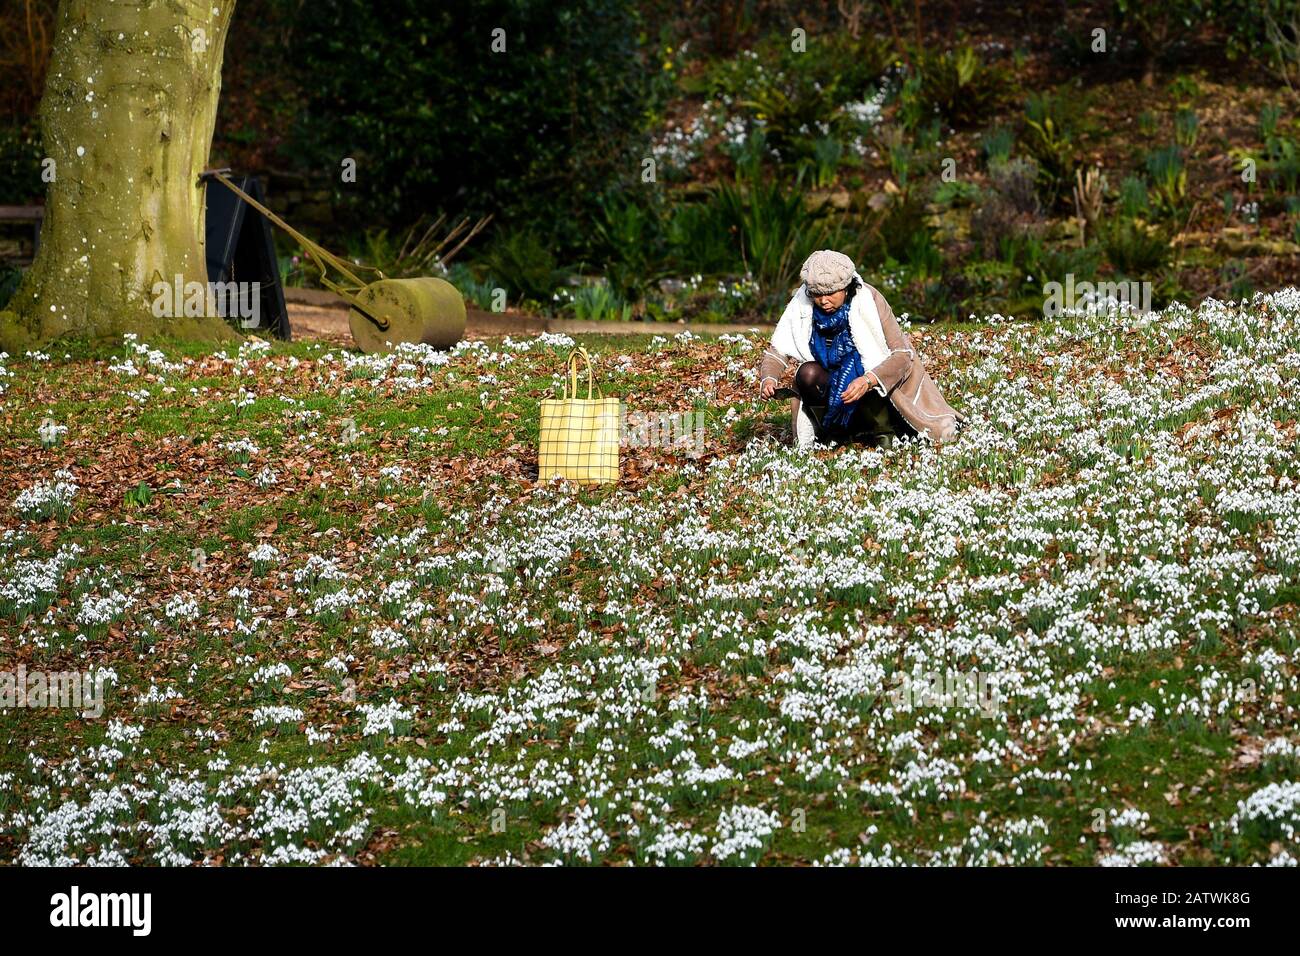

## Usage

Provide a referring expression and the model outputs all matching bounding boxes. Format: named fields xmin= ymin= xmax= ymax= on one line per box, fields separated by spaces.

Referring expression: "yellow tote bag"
xmin=538 ymin=348 xmax=620 ymax=485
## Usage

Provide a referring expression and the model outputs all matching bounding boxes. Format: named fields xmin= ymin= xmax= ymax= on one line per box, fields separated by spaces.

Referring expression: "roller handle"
xmin=200 ymin=168 xmax=391 ymax=332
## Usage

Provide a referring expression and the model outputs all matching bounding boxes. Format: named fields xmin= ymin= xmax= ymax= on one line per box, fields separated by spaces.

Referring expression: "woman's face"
xmin=811 ymin=287 xmax=848 ymax=312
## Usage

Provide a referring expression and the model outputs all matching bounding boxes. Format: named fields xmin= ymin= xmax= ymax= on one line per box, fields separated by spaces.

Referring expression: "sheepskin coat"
xmin=759 ymin=276 xmax=965 ymax=442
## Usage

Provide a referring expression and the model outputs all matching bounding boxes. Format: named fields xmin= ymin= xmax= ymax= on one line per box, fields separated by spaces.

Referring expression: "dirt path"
xmin=283 ymin=289 xmax=763 ymax=343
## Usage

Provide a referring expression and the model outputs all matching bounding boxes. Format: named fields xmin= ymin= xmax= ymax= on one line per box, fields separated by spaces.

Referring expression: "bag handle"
xmin=564 ymin=348 xmax=599 ymax=400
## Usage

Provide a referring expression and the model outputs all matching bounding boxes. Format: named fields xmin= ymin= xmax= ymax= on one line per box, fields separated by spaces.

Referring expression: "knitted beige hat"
xmin=800 ymin=249 xmax=856 ymax=295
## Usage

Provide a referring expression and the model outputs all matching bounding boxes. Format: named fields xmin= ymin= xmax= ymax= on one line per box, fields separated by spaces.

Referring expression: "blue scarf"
xmin=809 ymin=292 xmax=864 ymax=428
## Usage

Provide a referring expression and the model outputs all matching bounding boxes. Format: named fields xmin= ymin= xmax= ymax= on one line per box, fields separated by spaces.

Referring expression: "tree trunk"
xmin=1 ymin=0 xmax=239 ymax=350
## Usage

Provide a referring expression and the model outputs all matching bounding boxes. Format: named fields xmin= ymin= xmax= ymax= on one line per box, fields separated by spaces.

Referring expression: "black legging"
xmin=793 ymin=361 xmax=916 ymax=440
xmin=794 ymin=361 xmax=833 ymax=405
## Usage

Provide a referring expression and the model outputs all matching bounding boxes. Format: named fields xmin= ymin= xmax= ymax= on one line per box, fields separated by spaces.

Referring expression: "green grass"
xmin=2 ymin=304 xmax=1299 ymax=866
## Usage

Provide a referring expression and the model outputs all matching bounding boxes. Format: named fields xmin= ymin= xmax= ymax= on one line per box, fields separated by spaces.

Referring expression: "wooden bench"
xmin=0 ymin=206 xmax=44 ymax=262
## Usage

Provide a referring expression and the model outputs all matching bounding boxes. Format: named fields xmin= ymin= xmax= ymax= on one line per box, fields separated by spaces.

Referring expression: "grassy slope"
xmin=0 ymin=305 xmax=1297 ymax=866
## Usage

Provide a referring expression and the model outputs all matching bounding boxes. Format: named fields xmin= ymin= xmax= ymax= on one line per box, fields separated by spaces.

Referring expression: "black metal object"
xmin=202 ymin=172 xmax=291 ymax=339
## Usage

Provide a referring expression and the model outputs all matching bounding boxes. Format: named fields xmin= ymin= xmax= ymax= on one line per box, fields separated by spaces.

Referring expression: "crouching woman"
xmin=758 ymin=249 xmax=964 ymax=449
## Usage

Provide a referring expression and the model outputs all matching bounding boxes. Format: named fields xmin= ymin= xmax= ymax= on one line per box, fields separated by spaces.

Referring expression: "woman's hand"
xmin=839 ymin=373 xmax=878 ymax=404
xmin=759 ymin=378 xmax=777 ymax=399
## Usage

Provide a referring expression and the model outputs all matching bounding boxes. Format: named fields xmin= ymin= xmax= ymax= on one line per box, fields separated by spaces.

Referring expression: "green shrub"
xmin=892 ymin=228 xmax=944 ymax=276
xmin=1024 ymin=90 xmax=1084 ymax=133
xmin=590 ymin=191 xmax=669 ymax=306
xmin=959 ymin=256 xmax=1020 ymax=297
xmin=1049 ymin=22 xmax=1096 ymax=69
xmin=124 ymin=483 xmax=154 ymax=509
xmin=664 ymin=167 xmax=864 ymax=307
xmin=708 ymin=33 xmax=892 ymax=171
xmin=1145 ymin=146 xmax=1189 ymax=214
xmin=874 ymin=119 xmax=944 ymax=197
xmin=808 ymin=137 xmax=843 ymax=188
xmin=708 ymin=45 xmax=773 ymax=101
xmin=799 ymin=33 xmax=896 ymax=102
xmin=869 ymin=190 xmax=939 ymax=271
xmin=1222 ymin=190 xmax=1237 ymax=219
xmin=443 ymin=262 xmax=500 ymax=311
xmin=1115 ymin=0 xmax=1212 ymax=85
xmin=1020 ymin=93 xmax=1080 ymax=210
xmin=1102 ymin=219 xmax=1171 ymax=276
xmin=971 ymin=157 xmax=1042 ymax=257
xmin=696 ymin=170 xmax=857 ymax=308
xmin=1218 ymin=260 xmax=1255 ymax=300
xmin=1024 ymin=119 xmax=1076 ymax=208
xmin=1259 ymin=105 xmax=1300 ymax=196
xmin=1118 ymin=176 xmax=1152 ymax=219
xmin=291 ymin=0 xmax=654 ymax=254
xmin=554 ymin=282 xmax=633 ymax=322
xmin=970 ymin=191 xmax=1021 ymax=259
xmin=989 ymin=158 xmax=1041 ymax=215
xmin=876 ymin=123 xmax=919 ymax=190
xmin=1264 ymin=136 xmax=1300 ymax=196
xmin=711 ymin=33 xmax=893 ymax=111
xmin=479 ymin=230 xmax=563 ymax=306
xmin=1167 ymin=73 xmax=1202 ymax=102
xmin=981 ymin=127 xmax=1015 ymax=168
xmin=1031 ymin=241 xmax=1103 ymax=286
xmin=671 ymin=275 xmax=764 ymax=323
xmin=910 ymin=116 xmax=945 ymax=153
xmin=964 ymin=231 xmax=1101 ymax=318
xmin=1260 ymin=102 xmax=1283 ymax=142
xmin=711 ymin=174 xmax=816 ymax=302
xmin=932 ymin=179 xmax=981 ymax=207
xmin=1222 ymin=0 xmax=1300 ymax=91
xmin=1174 ymin=107 xmax=1200 ymax=148
xmin=345 ymin=216 xmax=487 ymax=280
xmin=278 ymin=250 xmax=324 ymax=290
xmin=667 ymin=202 xmax=742 ymax=277
xmin=739 ymin=76 xmax=840 ymax=165
xmin=907 ymin=45 xmax=1012 ymax=129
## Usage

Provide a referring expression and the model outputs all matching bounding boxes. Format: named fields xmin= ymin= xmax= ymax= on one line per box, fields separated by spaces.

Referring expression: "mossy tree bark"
xmin=0 ymin=0 xmax=239 ymax=351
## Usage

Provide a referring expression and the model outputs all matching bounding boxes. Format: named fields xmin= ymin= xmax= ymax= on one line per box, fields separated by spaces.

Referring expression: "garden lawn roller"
xmin=201 ymin=169 xmax=466 ymax=352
